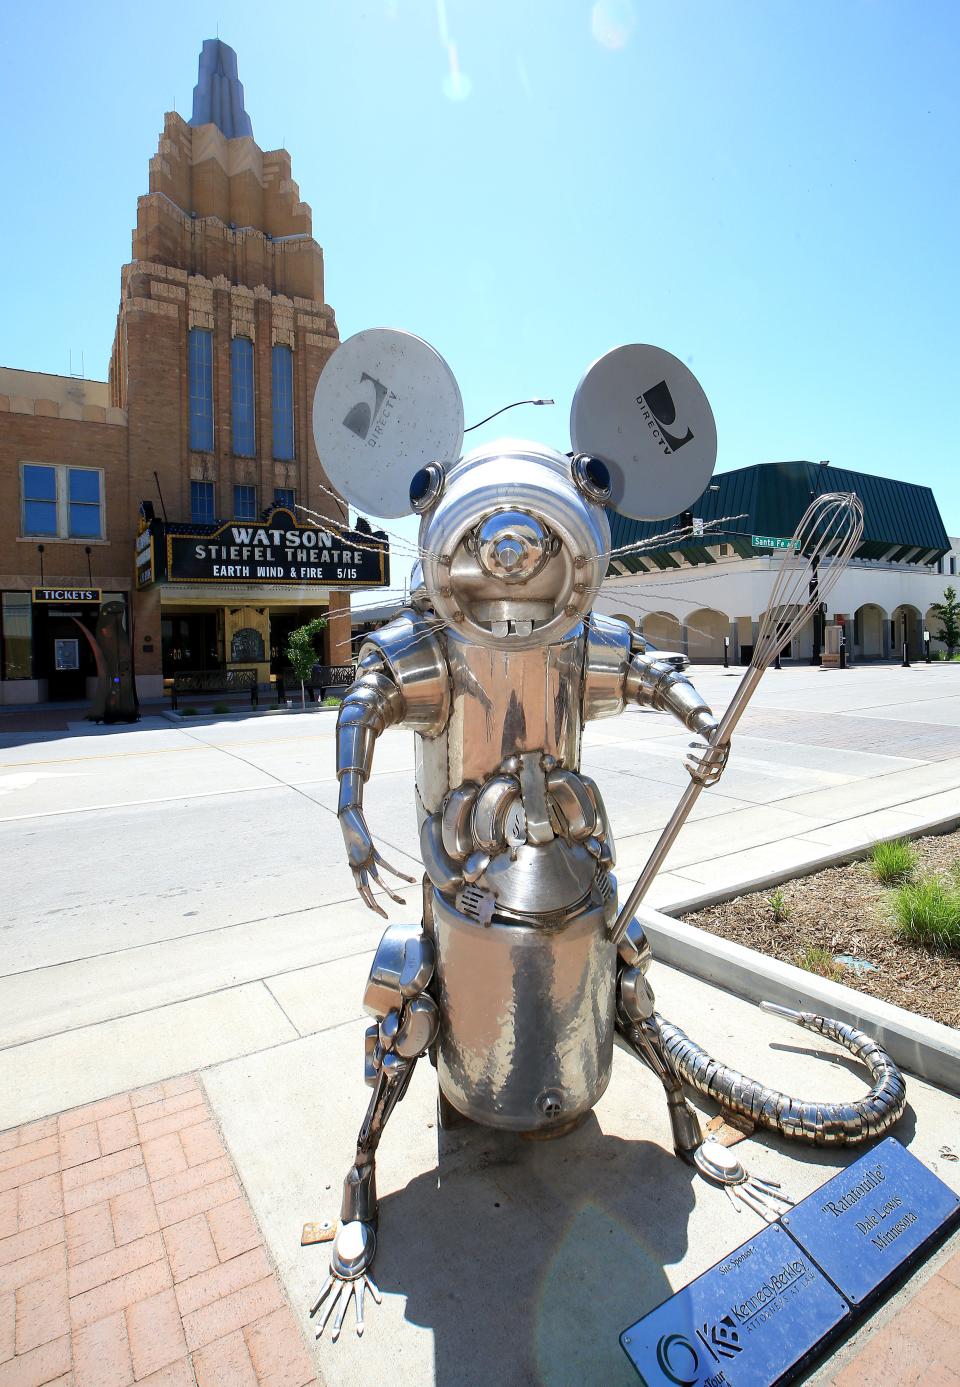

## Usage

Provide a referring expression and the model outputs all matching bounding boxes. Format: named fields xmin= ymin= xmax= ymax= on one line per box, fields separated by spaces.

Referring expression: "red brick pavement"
xmin=823 ymin=1242 xmax=960 ymax=1387
xmin=5 ymin=1075 xmax=957 ymax=1385
xmin=0 ymin=1078 xmax=318 ymax=1387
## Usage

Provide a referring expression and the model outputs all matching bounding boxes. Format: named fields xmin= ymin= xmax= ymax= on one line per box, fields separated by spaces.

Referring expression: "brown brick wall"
xmin=1 ymin=105 xmax=366 ymax=698
xmin=0 ymin=409 xmax=130 ymax=592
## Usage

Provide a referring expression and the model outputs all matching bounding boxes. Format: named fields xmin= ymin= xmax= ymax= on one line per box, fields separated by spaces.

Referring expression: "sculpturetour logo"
xmin=656 ymin=1315 xmax=742 ymax=1386
xmin=636 ymin=379 xmax=695 ymax=455
xmin=342 ymin=372 xmax=397 ymax=447
xmin=655 ymin=1308 xmax=745 ymax=1385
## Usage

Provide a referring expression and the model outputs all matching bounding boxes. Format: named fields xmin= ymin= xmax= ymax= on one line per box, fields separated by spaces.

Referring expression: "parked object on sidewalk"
xmin=71 ymin=600 xmax=140 ymax=723
xmin=629 ymin=632 xmax=690 ymax=672
xmin=304 ymin=329 xmax=905 ymax=1340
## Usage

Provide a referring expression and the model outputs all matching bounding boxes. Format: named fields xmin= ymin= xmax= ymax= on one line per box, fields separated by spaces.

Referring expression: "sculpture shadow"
xmin=366 ymin=1115 xmax=697 ymax=1387
xmin=0 ymin=717 xmax=151 ymax=751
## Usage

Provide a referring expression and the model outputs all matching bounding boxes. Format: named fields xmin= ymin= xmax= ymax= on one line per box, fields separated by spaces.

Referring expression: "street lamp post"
xmin=808 ymin=556 xmax=821 ymax=665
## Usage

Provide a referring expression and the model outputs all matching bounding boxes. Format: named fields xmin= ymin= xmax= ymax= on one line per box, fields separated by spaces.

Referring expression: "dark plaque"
xmin=231 ymin=627 xmax=265 ymax=663
xmin=782 ymin=1137 xmax=960 ymax=1306
xmin=620 ymin=1224 xmax=848 ymax=1386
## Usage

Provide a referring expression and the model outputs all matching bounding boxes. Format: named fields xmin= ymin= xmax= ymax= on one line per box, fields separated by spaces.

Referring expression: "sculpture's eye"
xmin=572 ymin=453 xmax=611 ymax=503
xmin=409 ymin=463 xmax=445 ymax=513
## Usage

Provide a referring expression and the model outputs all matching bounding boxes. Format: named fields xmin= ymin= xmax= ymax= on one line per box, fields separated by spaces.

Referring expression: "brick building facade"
xmin=0 ymin=40 xmax=379 ymax=705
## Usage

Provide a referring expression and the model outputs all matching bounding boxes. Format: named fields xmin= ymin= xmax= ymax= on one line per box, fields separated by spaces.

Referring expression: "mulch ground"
xmin=681 ymin=831 xmax=960 ymax=1029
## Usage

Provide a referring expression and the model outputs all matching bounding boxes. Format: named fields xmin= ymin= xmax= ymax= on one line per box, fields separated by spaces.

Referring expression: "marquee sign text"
xmin=136 ymin=511 xmax=389 ymax=588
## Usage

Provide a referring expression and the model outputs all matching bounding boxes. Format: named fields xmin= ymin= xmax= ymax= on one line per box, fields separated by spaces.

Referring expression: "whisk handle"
xmin=608 ymin=661 xmax=766 ymax=945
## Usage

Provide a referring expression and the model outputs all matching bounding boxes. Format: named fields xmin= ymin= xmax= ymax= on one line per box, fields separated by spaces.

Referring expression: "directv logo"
xmin=635 ymin=379 xmax=694 ymax=455
xmin=342 ymin=372 xmax=397 ymax=447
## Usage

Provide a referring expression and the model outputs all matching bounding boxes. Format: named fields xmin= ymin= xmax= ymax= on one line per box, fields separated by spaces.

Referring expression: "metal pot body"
xmin=432 ymin=890 xmax=615 ymax=1131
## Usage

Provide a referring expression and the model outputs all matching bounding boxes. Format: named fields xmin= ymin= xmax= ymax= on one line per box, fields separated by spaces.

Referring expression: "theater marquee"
xmin=135 ymin=509 xmax=389 ymax=588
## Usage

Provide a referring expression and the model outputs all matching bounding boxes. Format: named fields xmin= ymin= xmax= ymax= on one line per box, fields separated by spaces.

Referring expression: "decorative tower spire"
xmin=189 ymin=39 xmax=253 ymax=139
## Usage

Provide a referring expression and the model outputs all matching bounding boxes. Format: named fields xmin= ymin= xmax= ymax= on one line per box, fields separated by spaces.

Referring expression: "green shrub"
xmin=797 ymin=945 xmax=843 ymax=980
xmin=286 ymin=616 xmax=328 ymax=709
xmin=321 ymin=696 xmax=342 ymax=707
xmin=891 ymin=875 xmax=960 ymax=951
xmin=768 ymin=887 xmax=790 ymax=922
xmin=871 ymin=838 xmax=917 ymax=885
xmin=212 ymin=702 xmax=231 ymax=714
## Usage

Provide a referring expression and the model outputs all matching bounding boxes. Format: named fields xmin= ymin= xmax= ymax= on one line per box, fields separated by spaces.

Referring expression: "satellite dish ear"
xmin=312 ymin=328 xmax=464 ymax=519
xmin=570 ymin=344 xmax=717 ymax=521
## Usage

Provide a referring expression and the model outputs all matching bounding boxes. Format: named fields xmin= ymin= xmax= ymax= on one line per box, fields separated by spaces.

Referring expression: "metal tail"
xmin=655 ymin=1008 xmax=907 ymax=1146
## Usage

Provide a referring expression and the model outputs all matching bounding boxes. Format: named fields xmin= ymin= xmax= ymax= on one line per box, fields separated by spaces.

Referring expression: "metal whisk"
xmin=610 ymin=491 xmax=864 ymax=945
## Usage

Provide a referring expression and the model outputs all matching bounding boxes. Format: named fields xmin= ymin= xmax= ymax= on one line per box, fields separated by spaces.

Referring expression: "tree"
xmin=931 ymin=586 xmax=960 ymax=658
xmin=285 ymin=617 xmax=328 ymax=710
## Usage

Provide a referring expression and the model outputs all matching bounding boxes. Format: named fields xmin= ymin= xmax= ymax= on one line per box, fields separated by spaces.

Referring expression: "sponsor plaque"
xmin=782 ymin=1137 xmax=960 ymax=1306
xmin=620 ymin=1224 xmax=847 ymax=1386
xmin=621 ymin=1140 xmax=959 ymax=1384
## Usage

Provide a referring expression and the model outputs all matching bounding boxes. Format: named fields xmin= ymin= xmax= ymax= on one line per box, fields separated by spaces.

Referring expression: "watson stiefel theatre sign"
xmin=136 ymin=509 xmax=389 ymax=589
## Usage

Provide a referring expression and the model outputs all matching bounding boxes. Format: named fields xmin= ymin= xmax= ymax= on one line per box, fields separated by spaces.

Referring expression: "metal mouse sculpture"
xmin=305 ymin=332 xmax=906 ymax=1338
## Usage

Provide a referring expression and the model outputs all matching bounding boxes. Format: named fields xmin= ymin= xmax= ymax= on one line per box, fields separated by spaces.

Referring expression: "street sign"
xmin=751 ymin=536 xmax=796 ymax=550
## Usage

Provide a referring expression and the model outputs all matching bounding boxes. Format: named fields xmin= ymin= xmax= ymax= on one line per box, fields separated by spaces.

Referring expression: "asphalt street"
xmin=3 ymin=661 xmax=959 ymax=1385
xmin=2 ymin=661 xmax=959 ymax=1129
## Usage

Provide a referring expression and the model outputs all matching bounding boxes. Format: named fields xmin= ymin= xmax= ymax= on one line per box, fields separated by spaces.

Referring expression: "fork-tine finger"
xmin=309 ymin=1275 xmax=334 ymax=1317
xmin=365 ymin=1271 xmax=382 ymax=1304
xmin=369 ymin=863 xmax=406 ymax=905
xmin=373 ymin=850 xmax=416 ymax=884
xmin=316 ymin=1283 xmax=343 ymax=1337
xmin=357 ymin=875 xmax=388 ymax=919
xmin=354 ymin=1280 xmax=365 ymax=1336
xmin=331 ymin=1286 xmax=352 ymax=1341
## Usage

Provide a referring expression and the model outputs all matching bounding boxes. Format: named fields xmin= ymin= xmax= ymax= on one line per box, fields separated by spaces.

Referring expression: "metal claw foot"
xmin=309 ymin=1221 xmax=382 ymax=1340
xmin=693 ymin=1140 xmax=794 ymax=1222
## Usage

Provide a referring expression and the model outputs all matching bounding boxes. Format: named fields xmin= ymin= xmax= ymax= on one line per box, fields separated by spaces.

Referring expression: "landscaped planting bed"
xmin=681 ymin=830 xmax=960 ymax=1028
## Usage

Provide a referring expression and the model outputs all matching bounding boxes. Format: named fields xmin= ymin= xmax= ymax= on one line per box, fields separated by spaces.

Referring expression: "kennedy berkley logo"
xmin=655 ymin=1316 xmax=742 ymax=1385
xmin=342 ymin=372 xmax=396 ymax=447
xmin=635 ymin=379 xmax=694 ymax=455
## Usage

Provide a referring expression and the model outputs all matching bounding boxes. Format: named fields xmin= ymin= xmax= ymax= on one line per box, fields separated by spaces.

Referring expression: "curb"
xmin=159 ymin=704 xmax=339 ymax=726
xmin=639 ymin=902 xmax=960 ymax=1097
xmin=655 ymin=810 xmax=960 ymax=917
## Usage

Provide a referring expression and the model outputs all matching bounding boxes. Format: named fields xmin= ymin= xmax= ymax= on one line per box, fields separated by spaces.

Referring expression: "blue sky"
xmin=2 ymin=0 xmax=958 ymax=548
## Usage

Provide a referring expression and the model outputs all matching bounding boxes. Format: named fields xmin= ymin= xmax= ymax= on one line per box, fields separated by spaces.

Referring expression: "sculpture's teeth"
xmin=491 ymin=621 xmax=509 ymax=638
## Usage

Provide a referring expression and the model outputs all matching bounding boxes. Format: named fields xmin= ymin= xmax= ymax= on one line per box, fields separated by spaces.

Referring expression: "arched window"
xmin=231 ymin=336 xmax=255 ymax=456
xmin=188 ymin=328 xmax=214 ymax=452
xmin=272 ymin=344 xmax=294 ymax=460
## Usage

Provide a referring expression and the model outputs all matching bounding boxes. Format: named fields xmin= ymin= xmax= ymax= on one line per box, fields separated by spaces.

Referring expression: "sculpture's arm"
xmin=338 ymin=610 xmax=451 ymax=916
xmin=581 ymin=615 xmax=728 ymax=786
xmin=624 ymin=636 xmax=729 ymax=785
xmin=337 ymin=650 xmax=415 ymax=917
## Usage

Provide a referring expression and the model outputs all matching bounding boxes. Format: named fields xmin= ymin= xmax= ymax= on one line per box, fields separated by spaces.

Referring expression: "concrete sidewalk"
xmin=2 ymin=662 xmax=959 ymax=1384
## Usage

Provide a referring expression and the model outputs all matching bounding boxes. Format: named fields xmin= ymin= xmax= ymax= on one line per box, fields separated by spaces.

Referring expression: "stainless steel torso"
xmin=432 ymin=889 xmax=616 ymax=1131
xmin=364 ymin=608 xmax=629 ymax=1132
xmin=414 ymin=626 xmax=586 ymax=817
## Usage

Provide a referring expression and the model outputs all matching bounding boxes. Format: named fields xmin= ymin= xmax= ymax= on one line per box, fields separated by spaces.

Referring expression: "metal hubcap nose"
xmin=475 ymin=510 xmax=550 ymax=582
xmin=494 ymin=538 xmax=524 ymax=570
